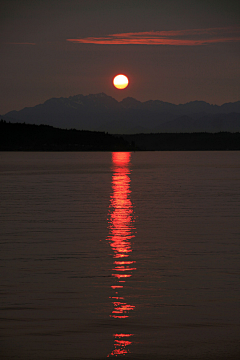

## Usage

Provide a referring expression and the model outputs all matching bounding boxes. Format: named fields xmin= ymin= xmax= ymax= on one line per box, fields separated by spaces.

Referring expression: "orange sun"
xmin=113 ymin=74 xmax=129 ymax=90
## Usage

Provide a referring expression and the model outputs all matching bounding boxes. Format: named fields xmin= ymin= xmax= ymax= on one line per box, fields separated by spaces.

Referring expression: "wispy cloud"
xmin=67 ymin=27 xmax=240 ymax=46
xmin=5 ymin=42 xmax=36 ymax=45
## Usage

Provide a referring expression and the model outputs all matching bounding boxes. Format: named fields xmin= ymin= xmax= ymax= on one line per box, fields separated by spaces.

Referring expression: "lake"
xmin=0 ymin=151 xmax=239 ymax=359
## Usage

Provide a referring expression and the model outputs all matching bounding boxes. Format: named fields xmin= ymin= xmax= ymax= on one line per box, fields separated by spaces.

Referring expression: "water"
xmin=0 ymin=151 xmax=239 ymax=360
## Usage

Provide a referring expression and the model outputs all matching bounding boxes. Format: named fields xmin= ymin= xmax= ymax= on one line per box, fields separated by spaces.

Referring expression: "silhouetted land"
xmin=0 ymin=121 xmax=131 ymax=151
xmin=1 ymin=120 xmax=240 ymax=151
xmin=122 ymin=133 xmax=240 ymax=151
xmin=2 ymin=93 xmax=240 ymax=133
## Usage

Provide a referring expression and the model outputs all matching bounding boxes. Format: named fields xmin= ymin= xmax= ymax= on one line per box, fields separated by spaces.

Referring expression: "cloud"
xmin=67 ymin=27 xmax=240 ymax=46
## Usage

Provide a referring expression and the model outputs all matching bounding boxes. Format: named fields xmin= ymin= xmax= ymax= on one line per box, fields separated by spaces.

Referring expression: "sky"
xmin=0 ymin=0 xmax=240 ymax=114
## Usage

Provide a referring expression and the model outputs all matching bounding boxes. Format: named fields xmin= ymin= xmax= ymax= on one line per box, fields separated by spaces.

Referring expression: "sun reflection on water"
xmin=107 ymin=152 xmax=136 ymax=357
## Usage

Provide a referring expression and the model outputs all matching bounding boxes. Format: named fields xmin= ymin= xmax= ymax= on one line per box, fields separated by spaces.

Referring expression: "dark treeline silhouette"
xmin=1 ymin=120 xmax=240 ymax=151
xmin=0 ymin=120 xmax=132 ymax=151
xmin=122 ymin=132 xmax=240 ymax=151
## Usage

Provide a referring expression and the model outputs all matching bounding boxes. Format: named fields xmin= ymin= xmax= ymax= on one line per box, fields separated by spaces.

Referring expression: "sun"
xmin=113 ymin=74 xmax=129 ymax=90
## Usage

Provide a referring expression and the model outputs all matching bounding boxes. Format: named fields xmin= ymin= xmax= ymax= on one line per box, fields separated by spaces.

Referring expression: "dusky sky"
xmin=1 ymin=0 xmax=239 ymax=114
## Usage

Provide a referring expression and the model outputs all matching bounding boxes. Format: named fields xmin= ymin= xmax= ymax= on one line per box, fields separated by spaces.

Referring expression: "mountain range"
xmin=2 ymin=93 xmax=240 ymax=133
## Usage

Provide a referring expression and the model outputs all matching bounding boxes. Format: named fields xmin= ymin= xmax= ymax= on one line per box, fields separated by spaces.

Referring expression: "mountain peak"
xmin=120 ymin=97 xmax=143 ymax=109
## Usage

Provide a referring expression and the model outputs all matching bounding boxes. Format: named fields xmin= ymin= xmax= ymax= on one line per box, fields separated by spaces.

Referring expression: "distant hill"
xmin=2 ymin=93 xmax=240 ymax=133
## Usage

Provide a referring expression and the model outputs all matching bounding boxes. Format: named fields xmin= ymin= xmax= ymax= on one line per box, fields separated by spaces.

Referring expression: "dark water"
xmin=0 ymin=151 xmax=239 ymax=360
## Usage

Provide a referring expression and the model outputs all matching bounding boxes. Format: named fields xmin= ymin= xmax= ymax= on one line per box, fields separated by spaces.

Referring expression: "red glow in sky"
xmin=1 ymin=1 xmax=239 ymax=114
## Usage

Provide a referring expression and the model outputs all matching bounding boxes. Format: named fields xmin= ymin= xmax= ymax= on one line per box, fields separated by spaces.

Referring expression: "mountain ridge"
xmin=2 ymin=93 xmax=240 ymax=133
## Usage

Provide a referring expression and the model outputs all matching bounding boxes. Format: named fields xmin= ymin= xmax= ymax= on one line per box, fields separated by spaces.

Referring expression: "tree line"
xmin=1 ymin=120 xmax=239 ymax=151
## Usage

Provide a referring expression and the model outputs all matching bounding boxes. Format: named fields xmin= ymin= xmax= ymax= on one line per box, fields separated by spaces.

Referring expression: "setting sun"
xmin=113 ymin=74 xmax=129 ymax=89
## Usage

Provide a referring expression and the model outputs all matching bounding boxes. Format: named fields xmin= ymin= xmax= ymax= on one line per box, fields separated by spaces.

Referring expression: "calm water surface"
xmin=0 ymin=151 xmax=239 ymax=359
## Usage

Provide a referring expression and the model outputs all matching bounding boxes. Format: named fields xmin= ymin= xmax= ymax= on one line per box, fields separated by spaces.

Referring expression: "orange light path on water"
xmin=108 ymin=334 xmax=135 ymax=357
xmin=109 ymin=343 xmax=132 ymax=356
xmin=107 ymin=152 xmax=136 ymax=357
